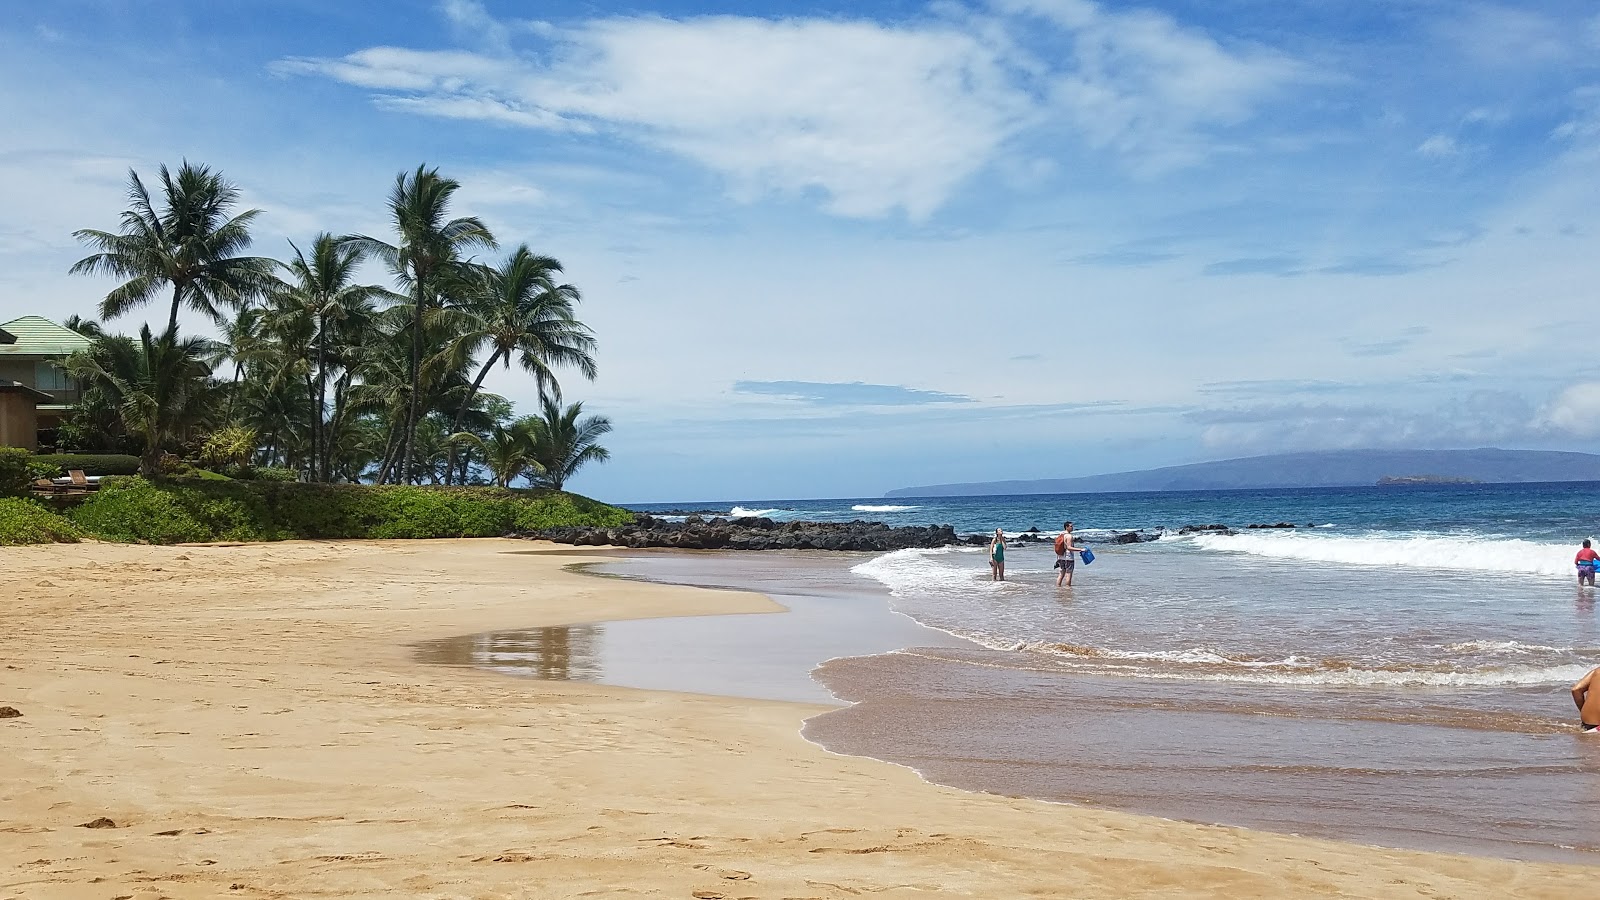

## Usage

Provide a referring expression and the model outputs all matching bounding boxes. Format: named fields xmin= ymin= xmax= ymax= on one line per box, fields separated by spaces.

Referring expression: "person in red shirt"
xmin=1576 ymin=540 xmax=1599 ymax=586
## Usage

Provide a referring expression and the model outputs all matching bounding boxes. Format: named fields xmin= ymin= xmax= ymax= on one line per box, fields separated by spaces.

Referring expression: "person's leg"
xmin=1065 ymin=560 xmax=1074 ymax=586
xmin=997 ymin=561 xmax=1005 ymax=581
xmin=1057 ymin=562 xmax=1066 ymax=587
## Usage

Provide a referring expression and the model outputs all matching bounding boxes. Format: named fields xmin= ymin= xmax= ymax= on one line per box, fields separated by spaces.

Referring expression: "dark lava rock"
xmin=78 ymin=817 xmax=117 ymax=829
xmin=0 ymin=706 xmax=19 ymax=718
xmin=1246 ymin=522 xmax=1296 ymax=529
xmin=1177 ymin=524 xmax=1235 ymax=536
xmin=1111 ymin=531 xmax=1144 ymax=544
xmin=520 ymin=517 xmax=959 ymax=552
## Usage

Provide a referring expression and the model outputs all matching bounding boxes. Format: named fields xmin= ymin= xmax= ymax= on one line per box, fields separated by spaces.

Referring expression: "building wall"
xmin=0 ymin=393 xmax=39 ymax=451
xmin=0 ymin=359 xmax=32 ymax=384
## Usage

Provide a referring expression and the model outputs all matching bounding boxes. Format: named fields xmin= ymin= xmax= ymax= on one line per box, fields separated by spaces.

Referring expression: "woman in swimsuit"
xmin=989 ymin=528 xmax=1006 ymax=581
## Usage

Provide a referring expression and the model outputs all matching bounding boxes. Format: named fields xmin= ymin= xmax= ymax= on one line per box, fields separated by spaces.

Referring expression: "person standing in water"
xmin=1572 ymin=666 xmax=1600 ymax=733
xmin=1577 ymin=540 xmax=1599 ymax=587
xmin=989 ymin=528 xmax=1006 ymax=581
xmin=1054 ymin=521 xmax=1087 ymax=587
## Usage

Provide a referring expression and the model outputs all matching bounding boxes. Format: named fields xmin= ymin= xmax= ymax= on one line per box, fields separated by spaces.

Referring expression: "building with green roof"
xmin=0 ymin=315 xmax=93 ymax=450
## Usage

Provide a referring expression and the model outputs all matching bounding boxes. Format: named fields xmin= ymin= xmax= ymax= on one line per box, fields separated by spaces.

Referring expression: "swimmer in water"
xmin=1577 ymin=539 xmax=1599 ymax=587
xmin=989 ymin=528 xmax=1006 ymax=581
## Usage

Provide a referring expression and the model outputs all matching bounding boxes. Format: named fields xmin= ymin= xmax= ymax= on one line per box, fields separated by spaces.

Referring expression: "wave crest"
xmin=1188 ymin=532 xmax=1579 ymax=578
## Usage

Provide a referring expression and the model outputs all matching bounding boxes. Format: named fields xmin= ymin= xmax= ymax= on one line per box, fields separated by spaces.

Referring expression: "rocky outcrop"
xmin=520 ymin=515 xmax=960 ymax=552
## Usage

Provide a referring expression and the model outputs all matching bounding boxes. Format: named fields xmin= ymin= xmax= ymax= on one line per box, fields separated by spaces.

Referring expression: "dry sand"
xmin=1 ymin=538 xmax=1591 ymax=898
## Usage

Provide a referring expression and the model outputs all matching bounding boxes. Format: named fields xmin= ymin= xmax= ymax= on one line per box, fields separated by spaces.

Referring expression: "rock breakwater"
xmin=520 ymin=514 xmax=960 ymax=551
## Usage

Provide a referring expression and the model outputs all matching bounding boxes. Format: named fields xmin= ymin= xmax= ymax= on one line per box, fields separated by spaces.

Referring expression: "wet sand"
xmin=2 ymin=539 xmax=1595 ymax=897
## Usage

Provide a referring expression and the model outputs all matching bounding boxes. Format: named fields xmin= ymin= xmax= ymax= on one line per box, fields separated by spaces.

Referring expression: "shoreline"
xmin=3 ymin=538 xmax=1594 ymax=897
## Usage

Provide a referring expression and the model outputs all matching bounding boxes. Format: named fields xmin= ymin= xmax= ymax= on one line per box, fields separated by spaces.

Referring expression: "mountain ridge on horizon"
xmin=884 ymin=448 xmax=1600 ymax=498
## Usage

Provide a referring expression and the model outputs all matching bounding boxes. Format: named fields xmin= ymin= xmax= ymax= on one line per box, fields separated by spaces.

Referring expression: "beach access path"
xmin=0 ymin=538 xmax=1589 ymax=898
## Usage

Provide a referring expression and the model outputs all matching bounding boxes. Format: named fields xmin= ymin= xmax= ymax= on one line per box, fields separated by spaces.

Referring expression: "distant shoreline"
xmin=1376 ymin=474 xmax=1484 ymax=486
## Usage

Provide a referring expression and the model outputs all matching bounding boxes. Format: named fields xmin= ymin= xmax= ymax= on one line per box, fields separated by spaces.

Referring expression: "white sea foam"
xmin=1188 ymin=663 xmax=1596 ymax=688
xmin=728 ymin=506 xmax=782 ymax=518
xmin=852 ymin=547 xmax=992 ymax=597
xmin=852 ymin=504 xmax=920 ymax=513
xmin=1187 ymin=531 xmax=1578 ymax=578
xmin=1445 ymin=640 xmax=1564 ymax=655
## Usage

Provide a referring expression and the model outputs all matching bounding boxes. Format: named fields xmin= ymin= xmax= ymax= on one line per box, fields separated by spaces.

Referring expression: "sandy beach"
xmin=1 ymin=539 xmax=1593 ymax=898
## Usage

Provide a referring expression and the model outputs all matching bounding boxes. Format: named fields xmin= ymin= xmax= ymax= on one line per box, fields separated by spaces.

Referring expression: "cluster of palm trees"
xmin=63 ymin=160 xmax=611 ymax=489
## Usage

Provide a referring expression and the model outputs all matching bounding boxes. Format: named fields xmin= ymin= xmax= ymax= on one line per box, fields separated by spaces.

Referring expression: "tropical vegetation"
xmin=55 ymin=160 xmax=612 ymax=493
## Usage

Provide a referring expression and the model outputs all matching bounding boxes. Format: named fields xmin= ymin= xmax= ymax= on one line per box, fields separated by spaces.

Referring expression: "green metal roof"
xmin=0 ymin=316 xmax=93 ymax=357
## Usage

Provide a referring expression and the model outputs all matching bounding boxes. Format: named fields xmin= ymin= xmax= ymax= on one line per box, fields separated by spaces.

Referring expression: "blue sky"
xmin=3 ymin=1 xmax=1600 ymax=502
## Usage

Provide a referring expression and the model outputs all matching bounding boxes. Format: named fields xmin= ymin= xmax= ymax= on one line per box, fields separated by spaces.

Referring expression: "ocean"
xmin=436 ymin=483 xmax=1600 ymax=862
xmin=629 ymin=483 xmax=1600 ymax=862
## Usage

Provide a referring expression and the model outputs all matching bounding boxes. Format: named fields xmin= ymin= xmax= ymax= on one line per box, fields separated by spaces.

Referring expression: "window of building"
xmin=34 ymin=361 xmax=69 ymax=392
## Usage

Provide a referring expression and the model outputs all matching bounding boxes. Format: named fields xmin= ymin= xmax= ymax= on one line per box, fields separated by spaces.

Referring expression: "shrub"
xmin=0 ymin=447 xmax=29 ymax=497
xmin=197 ymin=425 xmax=257 ymax=473
xmin=0 ymin=497 xmax=82 ymax=544
xmin=30 ymin=454 xmax=141 ymax=477
xmin=26 ymin=459 xmax=60 ymax=481
xmin=243 ymin=466 xmax=299 ymax=482
xmin=71 ymin=478 xmax=210 ymax=544
xmin=66 ymin=478 xmax=628 ymax=544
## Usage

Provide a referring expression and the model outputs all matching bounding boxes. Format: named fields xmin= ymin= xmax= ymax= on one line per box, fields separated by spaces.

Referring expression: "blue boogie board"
xmin=1080 ymin=547 xmax=1095 ymax=565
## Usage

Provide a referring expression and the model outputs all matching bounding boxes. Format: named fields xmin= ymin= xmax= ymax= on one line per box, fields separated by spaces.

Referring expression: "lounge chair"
xmin=32 ymin=478 xmax=62 ymax=494
xmin=69 ymin=469 xmax=89 ymax=487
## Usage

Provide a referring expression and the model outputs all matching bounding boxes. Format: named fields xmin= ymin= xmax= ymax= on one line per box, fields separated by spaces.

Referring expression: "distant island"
xmin=1376 ymin=474 xmax=1483 ymax=486
xmin=886 ymin=448 xmax=1600 ymax=497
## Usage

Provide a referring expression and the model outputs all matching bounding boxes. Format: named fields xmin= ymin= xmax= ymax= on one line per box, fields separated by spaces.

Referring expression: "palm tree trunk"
xmin=399 ymin=280 xmax=425 ymax=484
xmin=167 ymin=283 xmax=183 ymax=336
xmin=444 ymin=348 xmax=502 ymax=485
xmin=312 ymin=314 xmax=329 ymax=482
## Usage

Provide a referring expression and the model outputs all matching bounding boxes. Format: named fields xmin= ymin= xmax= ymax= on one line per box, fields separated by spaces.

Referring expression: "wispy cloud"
xmin=274 ymin=0 xmax=1310 ymax=219
xmin=1202 ymin=256 xmax=1303 ymax=276
xmin=732 ymin=380 xmax=973 ymax=406
xmin=1417 ymin=134 xmax=1459 ymax=158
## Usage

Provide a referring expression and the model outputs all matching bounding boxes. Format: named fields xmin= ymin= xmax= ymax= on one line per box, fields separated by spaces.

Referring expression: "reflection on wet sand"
xmin=413 ymin=550 xmax=969 ymax=704
xmin=415 ymin=625 xmax=605 ymax=682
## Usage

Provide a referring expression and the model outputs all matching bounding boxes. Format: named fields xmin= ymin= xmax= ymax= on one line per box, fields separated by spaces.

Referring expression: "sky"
xmin=2 ymin=0 xmax=1599 ymax=502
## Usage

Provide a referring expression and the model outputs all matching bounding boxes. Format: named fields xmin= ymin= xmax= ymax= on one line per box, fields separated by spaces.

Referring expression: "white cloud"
xmin=1552 ymin=85 xmax=1600 ymax=145
xmin=1000 ymin=0 xmax=1306 ymax=172
xmin=274 ymin=1 xmax=1307 ymax=219
xmin=1417 ymin=134 xmax=1459 ymax=158
xmin=1436 ymin=5 xmax=1575 ymax=68
xmin=1537 ymin=382 xmax=1600 ymax=438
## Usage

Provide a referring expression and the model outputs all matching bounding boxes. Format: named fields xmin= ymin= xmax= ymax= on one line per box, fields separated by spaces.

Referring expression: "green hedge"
xmin=69 ymin=477 xmax=632 ymax=544
xmin=0 ymin=497 xmax=83 ymax=545
xmin=0 ymin=448 xmax=28 ymax=498
xmin=31 ymin=454 xmax=142 ymax=477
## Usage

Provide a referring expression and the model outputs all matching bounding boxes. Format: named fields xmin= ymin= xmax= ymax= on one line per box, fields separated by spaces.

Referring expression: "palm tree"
xmin=523 ymin=397 xmax=611 ymax=492
xmin=71 ymin=161 xmax=276 ymax=334
xmin=63 ymin=315 xmax=105 ymax=338
xmin=343 ymin=165 xmax=495 ymax=483
xmin=271 ymin=234 xmax=392 ymax=481
xmin=64 ymin=326 xmax=221 ymax=475
xmin=448 ymin=422 xmax=539 ymax=489
xmin=443 ymin=246 xmax=596 ymax=483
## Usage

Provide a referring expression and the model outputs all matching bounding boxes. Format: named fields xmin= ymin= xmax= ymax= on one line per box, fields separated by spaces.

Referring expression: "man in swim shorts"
xmin=1054 ymin=521 xmax=1086 ymax=587
xmin=1577 ymin=540 xmax=1599 ymax=586
xmin=1574 ymin=667 xmax=1600 ymax=733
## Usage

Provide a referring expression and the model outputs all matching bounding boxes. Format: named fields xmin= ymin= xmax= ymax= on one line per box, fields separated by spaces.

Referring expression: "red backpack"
xmin=1054 ymin=533 xmax=1068 ymax=555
